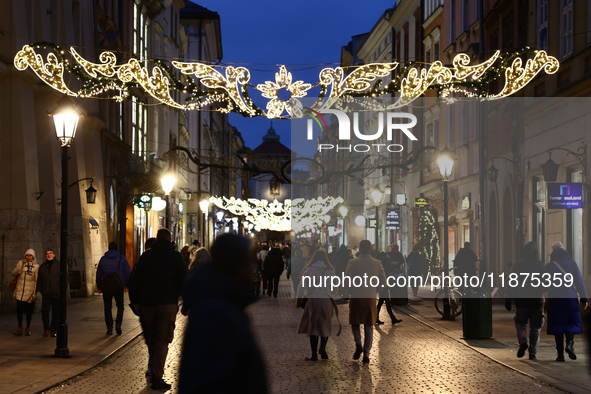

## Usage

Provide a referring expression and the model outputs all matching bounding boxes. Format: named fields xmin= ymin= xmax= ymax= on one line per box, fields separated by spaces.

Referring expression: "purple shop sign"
xmin=547 ymin=183 xmax=583 ymax=209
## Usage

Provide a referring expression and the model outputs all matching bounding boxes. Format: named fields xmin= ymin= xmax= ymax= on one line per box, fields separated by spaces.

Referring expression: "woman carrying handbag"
xmin=11 ymin=249 xmax=39 ymax=336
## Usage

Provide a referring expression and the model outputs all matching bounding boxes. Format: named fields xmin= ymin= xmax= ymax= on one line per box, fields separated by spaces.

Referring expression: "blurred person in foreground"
xmin=179 ymin=234 xmax=267 ymax=394
xmin=130 ymin=228 xmax=188 ymax=390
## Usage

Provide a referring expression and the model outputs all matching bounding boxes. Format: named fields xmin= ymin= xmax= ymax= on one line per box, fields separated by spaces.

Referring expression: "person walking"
xmin=257 ymin=244 xmax=269 ymax=293
xmin=37 ymin=248 xmax=60 ymax=337
xmin=287 ymin=248 xmax=305 ymax=297
xmin=130 ymin=228 xmax=188 ymax=390
xmin=375 ymin=252 xmax=402 ymax=325
xmin=179 ymin=234 xmax=267 ymax=394
xmin=504 ymin=242 xmax=545 ymax=360
xmin=545 ymin=243 xmax=588 ymax=362
xmin=343 ymin=240 xmax=386 ymax=364
xmin=188 ymin=247 xmax=211 ymax=271
xmin=96 ymin=242 xmax=131 ymax=335
xmin=12 ymin=249 xmax=39 ymax=336
xmin=453 ymin=242 xmax=478 ymax=279
xmin=296 ymin=250 xmax=341 ymax=361
xmin=265 ymin=247 xmax=285 ymax=298
xmin=406 ymin=245 xmax=423 ymax=297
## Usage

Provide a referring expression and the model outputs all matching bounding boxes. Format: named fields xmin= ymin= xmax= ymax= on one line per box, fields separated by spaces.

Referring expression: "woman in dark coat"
xmin=296 ymin=250 xmax=340 ymax=361
xmin=545 ymin=246 xmax=588 ymax=361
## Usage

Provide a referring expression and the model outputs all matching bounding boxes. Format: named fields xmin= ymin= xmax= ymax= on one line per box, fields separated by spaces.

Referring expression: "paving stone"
xmin=42 ymin=277 xmax=565 ymax=394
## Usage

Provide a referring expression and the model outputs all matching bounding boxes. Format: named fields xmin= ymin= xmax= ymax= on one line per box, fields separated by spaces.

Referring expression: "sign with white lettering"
xmin=547 ymin=183 xmax=583 ymax=209
xmin=386 ymin=210 xmax=400 ymax=230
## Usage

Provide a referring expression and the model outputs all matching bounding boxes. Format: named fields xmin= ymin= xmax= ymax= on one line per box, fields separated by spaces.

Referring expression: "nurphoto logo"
xmin=305 ymin=108 xmax=418 ymax=153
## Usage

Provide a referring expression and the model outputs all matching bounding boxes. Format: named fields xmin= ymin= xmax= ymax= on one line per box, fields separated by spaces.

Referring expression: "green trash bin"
xmin=390 ymin=274 xmax=408 ymax=306
xmin=462 ymin=289 xmax=492 ymax=339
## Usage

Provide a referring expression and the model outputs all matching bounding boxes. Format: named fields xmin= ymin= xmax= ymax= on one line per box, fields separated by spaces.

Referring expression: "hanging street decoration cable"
xmin=14 ymin=43 xmax=559 ymax=118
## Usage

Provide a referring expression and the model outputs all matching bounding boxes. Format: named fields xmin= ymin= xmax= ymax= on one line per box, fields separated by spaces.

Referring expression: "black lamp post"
xmin=437 ymin=146 xmax=455 ymax=321
xmin=48 ymin=96 xmax=85 ymax=357
xmin=542 ymin=145 xmax=587 ymax=182
xmin=370 ymin=186 xmax=384 ymax=250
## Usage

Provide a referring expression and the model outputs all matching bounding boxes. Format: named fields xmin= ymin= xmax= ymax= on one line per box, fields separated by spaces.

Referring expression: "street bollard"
xmin=462 ymin=288 xmax=492 ymax=339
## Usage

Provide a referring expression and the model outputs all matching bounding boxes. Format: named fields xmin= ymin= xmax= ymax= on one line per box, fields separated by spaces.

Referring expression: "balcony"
xmin=128 ymin=152 xmax=163 ymax=192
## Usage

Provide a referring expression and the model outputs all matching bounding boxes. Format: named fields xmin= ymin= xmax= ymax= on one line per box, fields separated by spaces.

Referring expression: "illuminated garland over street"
xmin=208 ymin=196 xmax=343 ymax=232
xmin=14 ymin=43 xmax=559 ymax=118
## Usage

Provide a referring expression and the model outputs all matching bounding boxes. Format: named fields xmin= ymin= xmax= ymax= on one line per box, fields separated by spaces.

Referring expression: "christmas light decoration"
xmin=14 ymin=44 xmax=559 ymax=117
xmin=209 ymin=196 xmax=291 ymax=232
xmin=255 ymin=65 xmax=312 ymax=118
xmin=207 ymin=195 xmax=343 ymax=232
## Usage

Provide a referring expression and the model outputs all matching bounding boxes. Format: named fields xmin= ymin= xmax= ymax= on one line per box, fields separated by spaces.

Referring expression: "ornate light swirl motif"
xmin=14 ymin=45 xmax=76 ymax=96
xmin=388 ymin=61 xmax=453 ymax=109
xmin=453 ymin=51 xmax=499 ymax=80
xmin=173 ymin=62 xmax=254 ymax=115
xmin=255 ymin=66 xmax=312 ymax=118
xmin=291 ymin=196 xmax=344 ymax=233
xmin=490 ymin=50 xmax=560 ymax=99
xmin=209 ymin=196 xmax=291 ymax=232
xmin=71 ymin=48 xmax=116 ymax=77
xmin=118 ymin=59 xmax=183 ymax=109
xmin=318 ymin=63 xmax=398 ymax=110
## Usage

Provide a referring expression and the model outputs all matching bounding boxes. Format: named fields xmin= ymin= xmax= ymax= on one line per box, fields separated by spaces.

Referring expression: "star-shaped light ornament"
xmin=256 ymin=66 xmax=312 ymax=118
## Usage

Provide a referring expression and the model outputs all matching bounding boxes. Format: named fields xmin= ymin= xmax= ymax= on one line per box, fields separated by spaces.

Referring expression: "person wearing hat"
xmin=37 ymin=247 xmax=61 ymax=337
xmin=11 ymin=249 xmax=39 ymax=336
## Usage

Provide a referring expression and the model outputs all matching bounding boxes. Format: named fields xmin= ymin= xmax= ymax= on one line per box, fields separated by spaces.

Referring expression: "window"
xmin=131 ymin=102 xmax=147 ymax=162
xmin=538 ymin=0 xmax=548 ymax=50
xmin=425 ymin=47 xmax=432 ymax=64
xmin=462 ymin=0 xmax=469 ymax=31
xmin=450 ymin=0 xmax=456 ymax=42
xmin=560 ymin=0 xmax=573 ymax=58
xmin=134 ymin=3 xmax=148 ymax=59
xmin=118 ymin=101 xmax=123 ymax=140
xmin=433 ymin=32 xmax=440 ymax=61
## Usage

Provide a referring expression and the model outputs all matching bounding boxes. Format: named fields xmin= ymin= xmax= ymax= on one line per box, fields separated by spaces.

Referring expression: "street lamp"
xmin=48 ymin=96 xmax=85 ymax=358
xmin=370 ymin=186 xmax=384 ymax=249
xmin=199 ymin=199 xmax=210 ymax=248
xmin=437 ymin=146 xmax=455 ymax=321
xmin=161 ymin=174 xmax=175 ymax=229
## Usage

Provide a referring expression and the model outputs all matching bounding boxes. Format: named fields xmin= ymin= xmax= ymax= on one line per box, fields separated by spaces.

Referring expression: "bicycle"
xmin=433 ymin=269 xmax=464 ymax=318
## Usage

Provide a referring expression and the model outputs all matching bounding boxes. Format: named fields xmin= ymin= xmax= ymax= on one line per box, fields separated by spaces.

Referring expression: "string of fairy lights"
xmin=208 ymin=196 xmax=343 ymax=232
xmin=14 ymin=43 xmax=559 ymax=118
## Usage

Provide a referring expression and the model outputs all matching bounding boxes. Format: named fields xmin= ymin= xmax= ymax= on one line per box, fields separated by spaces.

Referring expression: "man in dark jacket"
xmin=130 ymin=228 xmax=188 ymax=390
xmin=179 ymin=233 xmax=267 ymax=394
xmin=505 ymin=242 xmax=545 ymax=360
xmin=96 ymin=242 xmax=131 ymax=335
xmin=265 ymin=247 xmax=284 ymax=298
xmin=453 ymin=242 xmax=478 ymax=278
xmin=37 ymin=247 xmax=60 ymax=337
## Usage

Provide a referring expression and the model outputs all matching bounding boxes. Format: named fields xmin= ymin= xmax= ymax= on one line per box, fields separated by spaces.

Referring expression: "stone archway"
xmin=502 ymin=187 xmax=514 ymax=273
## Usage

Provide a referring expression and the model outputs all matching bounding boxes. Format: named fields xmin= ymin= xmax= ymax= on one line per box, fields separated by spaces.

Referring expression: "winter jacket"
xmin=96 ymin=250 xmax=131 ymax=288
xmin=508 ymin=242 xmax=545 ymax=308
xmin=406 ymin=252 xmax=423 ymax=275
xmin=130 ymin=240 xmax=188 ymax=307
xmin=344 ymin=253 xmax=386 ymax=325
xmin=179 ymin=262 xmax=267 ymax=394
xmin=332 ymin=247 xmax=351 ymax=276
xmin=37 ymin=259 xmax=61 ymax=298
xmin=453 ymin=247 xmax=478 ymax=278
xmin=264 ymin=248 xmax=284 ymax=277
xmin=12 ymin=260 xmax=39 ymax=303
xmin=545 ymin=248 xmax=588 ymax=335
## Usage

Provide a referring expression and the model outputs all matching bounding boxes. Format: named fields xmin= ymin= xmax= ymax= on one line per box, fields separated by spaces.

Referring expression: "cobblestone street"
xmin=41 ymin=277 xmax=568 ymax=394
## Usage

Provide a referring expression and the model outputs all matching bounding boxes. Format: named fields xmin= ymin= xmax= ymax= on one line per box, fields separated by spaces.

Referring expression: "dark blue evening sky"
xmin=188 ymin=0 xmax=389 ymax=149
